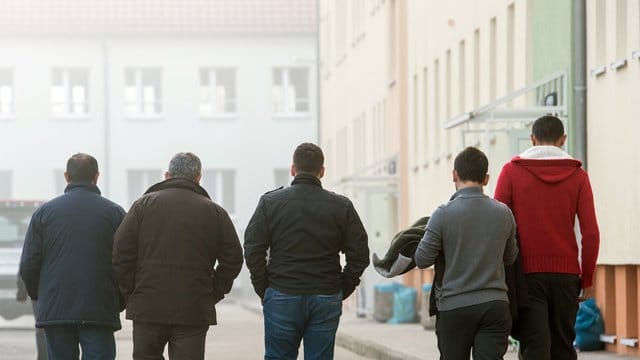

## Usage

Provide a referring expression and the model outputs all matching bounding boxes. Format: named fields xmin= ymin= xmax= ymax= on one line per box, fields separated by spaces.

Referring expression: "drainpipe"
xmin=573 ymin=0 xmax=587 ymax=168
xmin=315 ymin=0 xmax=321 ymax=144
xmin=102 ymin=39 xmax=111 ymax=195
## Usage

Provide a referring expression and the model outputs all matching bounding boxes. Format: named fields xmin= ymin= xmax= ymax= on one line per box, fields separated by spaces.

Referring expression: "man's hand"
xmin=578 ymin=287 xmax=593 ymax=302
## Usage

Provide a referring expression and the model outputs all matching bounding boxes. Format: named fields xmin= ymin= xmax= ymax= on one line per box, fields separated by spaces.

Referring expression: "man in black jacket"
xmin=20 ymin=153 xmax=125 ymax=359
xmin=244 ymin=142 xmax=370 ymax=360
xmin=113 ymin=152 xmax=243 ymax=360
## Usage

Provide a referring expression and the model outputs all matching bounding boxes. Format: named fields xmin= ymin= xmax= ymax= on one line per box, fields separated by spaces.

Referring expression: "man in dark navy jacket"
xmin=20 ymin=153 xmax=125 ymax=359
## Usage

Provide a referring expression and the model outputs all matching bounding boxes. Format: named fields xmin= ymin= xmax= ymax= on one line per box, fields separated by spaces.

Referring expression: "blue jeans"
xmin=263 ymin=288 xmax=342 ymax=360
xmin=44 ymin=325 xmax=116 ymax=360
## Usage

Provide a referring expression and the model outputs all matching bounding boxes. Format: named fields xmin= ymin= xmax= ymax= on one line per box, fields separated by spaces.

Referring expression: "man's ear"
xmin=482 ymin=174 xmax=490 ymax=186
xmin=164 ymin=171 xmax=171 ymax=180
xmin=530 ymin=134 xmax=538 ymax=146
xmin=318 ymin=166 xmax=325 ymax=179
xmin=64 ymin=171 xmax=72 ymax=184
xmin=452 ymin=169 xmax=459 ymax=183
xmin=92 ymin=172 xmax=100 ymax=185
xmin=194 ymin=173 xmax=202 ymax=184
xmin=290 ymin=164 xmax=296 ymax=177
xmin=556 ymin=134 xmax=567 ymax=147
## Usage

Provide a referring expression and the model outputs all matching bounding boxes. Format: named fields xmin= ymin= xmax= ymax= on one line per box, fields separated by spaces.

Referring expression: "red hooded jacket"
xmin=494 ymin=152 xmax=599 ymax=288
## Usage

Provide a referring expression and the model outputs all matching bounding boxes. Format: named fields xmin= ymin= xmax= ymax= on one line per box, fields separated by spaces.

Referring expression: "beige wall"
xmin=405 ymin=0 xmax=532 ymax=222
xmin=320 ymin=0 xmax=396 ymax=188
xmin=587 ymin=0 xmax=640 ymax=264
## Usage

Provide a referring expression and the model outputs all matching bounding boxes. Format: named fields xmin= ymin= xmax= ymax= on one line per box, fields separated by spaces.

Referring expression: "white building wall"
xmin=0 ymin=35 xmax=317 ymax=240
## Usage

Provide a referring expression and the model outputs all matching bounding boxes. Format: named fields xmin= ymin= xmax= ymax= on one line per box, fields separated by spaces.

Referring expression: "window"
xmin=272 ymin=68 xmax=309 ymax=114
xmin=199 ymin=68 xmax=236 ymax=116
xmin=353 ymin=113 xmax=367 ymax=169
xmin=507 ymin=5 xmax=515 ymax=92
xmin=490 ymin=17 xmax=497 ymax=100
xmin=459 ymin=40 xmax=466 ymax=113
xmin=334 ymin=0 xmax=348 ymax=59
xmin=0 ymin=69 xmax=13 ymax=117
xmin=434 ymin=59 xmax=441 ymax=156
xmin=412 ymin=74 xmax=419 ymax=164
xmin=202 ymin=169 xmax=236 ymax=213
xmin=274 ymin=168 xmax=291 ymax=188
xmin=473 ymin=29 xmax=480 ymax=107
xmin=125 ymin=68 xmax=162 ymax=116
xmin=616 ymin=0 xmax=627 ymax=59
xmin=422 ymin=67 xmax=429 ymax=161
xmin=52 ymin=68 xmax=89 ymax=117
xmin=0 ymin=171 xmax=11 ymax=198
xmin=595 ymin=0 xmax=607 ymax=65
xmin=388 ymin=0 xmax=397 ymax=81
xmin=127 ymin=170 xmax=162 ymax=204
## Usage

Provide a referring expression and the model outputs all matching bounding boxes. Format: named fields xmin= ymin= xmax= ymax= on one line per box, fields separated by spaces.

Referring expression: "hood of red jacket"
xmin=511 ymin=156 xmax=583 ymax=184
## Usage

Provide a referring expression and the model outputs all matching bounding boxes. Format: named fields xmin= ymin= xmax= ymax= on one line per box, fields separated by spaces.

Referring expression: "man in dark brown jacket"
xmin=112 ymin=152 xmax=243 ymax=360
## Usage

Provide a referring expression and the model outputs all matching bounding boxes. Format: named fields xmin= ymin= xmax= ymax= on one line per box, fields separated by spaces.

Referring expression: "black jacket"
xmin=244 ymin=174 xmax=369 ymax=299
xmin=112 ymin=178 xmax=243 ymax=326
xmin=19 ymin=183 xmax=125 ymax=329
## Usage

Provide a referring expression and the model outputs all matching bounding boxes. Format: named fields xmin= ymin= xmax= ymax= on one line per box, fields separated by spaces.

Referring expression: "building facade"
xmin=320 ymin=0 xmax=639 ymax=355
xmin=319 ymin=0 xmax=407 ymax=315
xmin=587 ymin=0 xmax=640 ymax=354
xmin=0 ymin=0 xmax=318 ymax=293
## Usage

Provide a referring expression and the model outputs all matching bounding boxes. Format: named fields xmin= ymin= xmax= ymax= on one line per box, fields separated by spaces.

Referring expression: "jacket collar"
xmin=144 ymin=177 xmax=211 ymax=199
xmin=450 ymin=186 xmax=484 ymax=201
xmin=64 ymin=182 xmax=101 ymax=195
xmin=291 ymin=173 xmax=322 ymax=188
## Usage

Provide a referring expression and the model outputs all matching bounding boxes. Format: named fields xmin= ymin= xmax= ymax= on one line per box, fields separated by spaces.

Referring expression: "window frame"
xmin=51 ymin=68 xmax=90 ymax=119
xmin=271 ymin=67 xmax=311 ymax=119
xmin=198 ymin=67 xmax=237 ymax=120
xmin=124 ymin=68 xmax=163 ymax=119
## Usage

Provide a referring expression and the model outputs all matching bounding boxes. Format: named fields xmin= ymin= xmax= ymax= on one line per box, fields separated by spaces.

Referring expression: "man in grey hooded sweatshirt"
xmin=415 ymin=146 xmax=518 ymax=360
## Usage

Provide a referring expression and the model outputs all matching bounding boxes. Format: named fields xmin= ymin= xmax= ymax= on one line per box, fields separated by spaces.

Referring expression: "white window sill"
xmin=199 ymin=114 xmax=238 ymax=121
xmin=272 ymin=113 xmax=311 ymax=121
xmin=125 ymin=114 xmax=164 ymax=121
xmin=52 ymin=114 xmax=91 ymax=121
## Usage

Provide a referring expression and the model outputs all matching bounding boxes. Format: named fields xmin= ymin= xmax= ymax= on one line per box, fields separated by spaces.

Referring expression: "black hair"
xmin=293 ymin=143 xmax=324 ymax=174
xmin=454 ymin=147 xmax=488 ymax=183
xmin=66 ymin=153 xmax=99 ymax=183
xmin=532 ymin=115 xmax=565 ymax=143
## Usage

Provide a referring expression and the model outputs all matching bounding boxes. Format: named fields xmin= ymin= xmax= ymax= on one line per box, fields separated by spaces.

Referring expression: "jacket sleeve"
xmin=19 ymin=210 xmax=43 ymax=300
xmin=211 ymin=207 xmax=243 ymax=303
xmin=112 ymin=202 xmax=140 ymax=304
xmin=341 ymin=202 xmax=370 ymax=300
xmin=415 ymin=206 xmax=444 ymax=269
xmin=243 ymin=197 xmax=271 ymax=299
xmin=503 ymin=210 xmax=518 ymax=266
xmin=494 ymin=164 xmax=513 ymax=208
xmin=576 ymin=173 xmax=600 ymax=288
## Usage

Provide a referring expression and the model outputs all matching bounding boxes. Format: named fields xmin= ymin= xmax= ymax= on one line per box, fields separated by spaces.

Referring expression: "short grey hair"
xmin=168 ymin=152 xmax=201 ymax=180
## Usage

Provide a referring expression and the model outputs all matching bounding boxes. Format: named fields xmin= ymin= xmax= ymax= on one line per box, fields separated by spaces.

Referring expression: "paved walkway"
xmin=334 ymin=302 xmax=639 ymax=360
xmin=2 ymin=300 xmax=638 ymax=359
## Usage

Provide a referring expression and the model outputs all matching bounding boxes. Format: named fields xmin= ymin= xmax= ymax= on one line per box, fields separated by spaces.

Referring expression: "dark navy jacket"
xmin=19 ymin=183 xmax=125 ymax=329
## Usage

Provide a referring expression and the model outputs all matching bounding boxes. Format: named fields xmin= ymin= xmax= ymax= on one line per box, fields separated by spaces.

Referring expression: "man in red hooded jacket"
xmin=494 ymin=115 xmax=599 ymax=360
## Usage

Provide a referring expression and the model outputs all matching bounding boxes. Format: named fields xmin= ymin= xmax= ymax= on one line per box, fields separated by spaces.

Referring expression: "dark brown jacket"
xmin=112 ymin=177 xmax=243 ymax=325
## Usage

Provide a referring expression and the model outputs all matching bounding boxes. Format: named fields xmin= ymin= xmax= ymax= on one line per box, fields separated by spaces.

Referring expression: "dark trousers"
xmin=44 ymin=325 xmax=115 ymax=360
xmin=262 ymin=288 xmax=343 ymax=360
xmin=31 ymin=301 xmax=48 ymax=360
xmin=132 ymin=321 xmax=209 ymax=360
xmin=518 ymin=273 xmax=580 ymax=360
xmin=436 ymin=300 xmax=511 ymax=360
